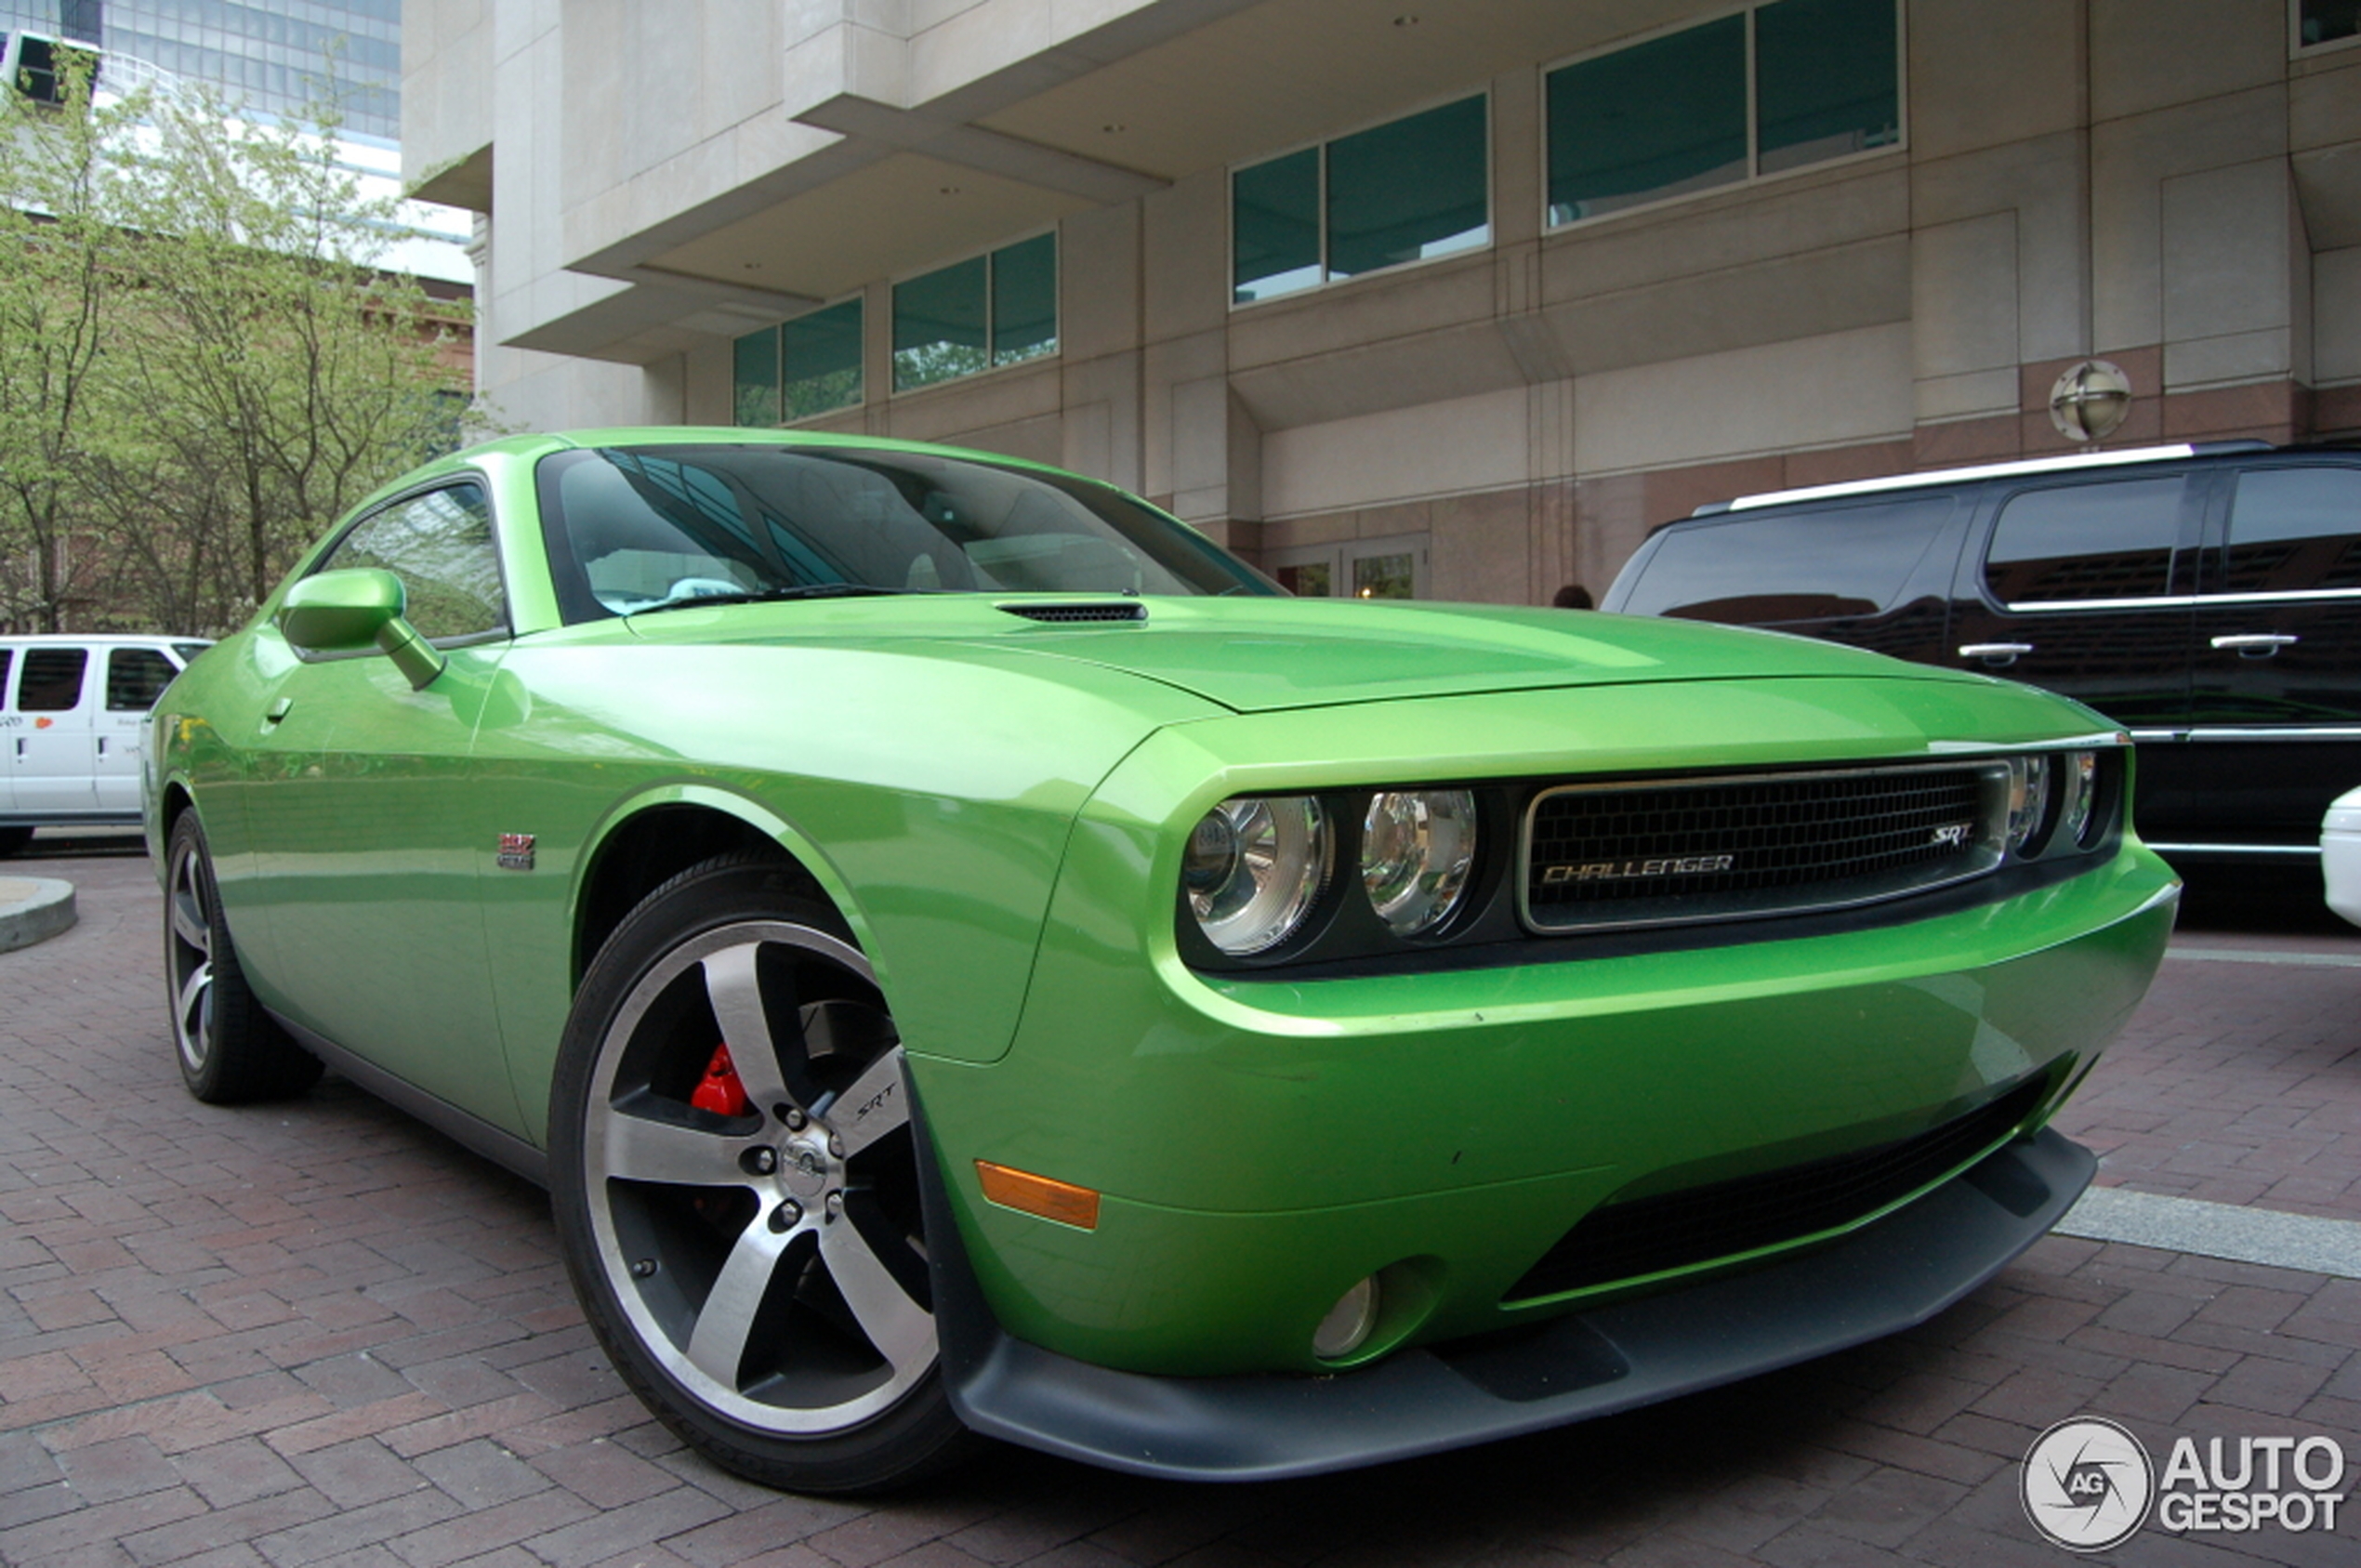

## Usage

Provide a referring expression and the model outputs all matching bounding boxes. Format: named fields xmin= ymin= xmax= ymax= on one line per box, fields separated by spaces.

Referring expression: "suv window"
xmin=1984 ymin=477 xmax=2187 ymax=604
xmin=17 ymin=648 xmax=88 ymax=711
xmin=0 ymin=649 xmax=10 ymax=706
xmin=106 ymin=648 xmax=179 ymax=711
xmin=1620 ymin=495 xmax=1953 ymax=622
xmin=2218 ymin=467 xmax=2361 ymax=595
xmin=314 ymin=484 xmax=507 ymax=642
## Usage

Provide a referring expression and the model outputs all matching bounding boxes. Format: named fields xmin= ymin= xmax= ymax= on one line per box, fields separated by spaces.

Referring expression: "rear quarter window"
xmin=1620 ymin=496 xmax=1954 ymax=622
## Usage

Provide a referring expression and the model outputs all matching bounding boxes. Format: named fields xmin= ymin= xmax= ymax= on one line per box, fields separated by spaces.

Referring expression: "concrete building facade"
xmin=402 ymin=0 xmax=2361 ymax=602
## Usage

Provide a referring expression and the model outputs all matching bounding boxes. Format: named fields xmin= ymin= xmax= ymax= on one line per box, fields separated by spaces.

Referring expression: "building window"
xmin=892 ymin=234 xmax=1058 ymax=393
xmin=733 ymin=297 xmax=865 ymax=427
xmin=1233 ymin=95 xmax=1490 ymax=305
xmin=1267 ymin=535 xmax=1428 ymax=600
xmin=1547 ymin=0 xmax=1899 ymax=228
xmin=3 ymin=33 xmax=98 ymax=104
xmin=2298 ymin=0 xmax=2360 ymax=48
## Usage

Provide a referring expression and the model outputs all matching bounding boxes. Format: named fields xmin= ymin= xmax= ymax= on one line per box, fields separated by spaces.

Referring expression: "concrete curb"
xmin=0 ymin=876 xmax=77 ymax=954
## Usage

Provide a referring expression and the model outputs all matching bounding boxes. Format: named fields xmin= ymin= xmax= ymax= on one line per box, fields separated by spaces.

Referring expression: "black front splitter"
xmin=925 ymin=1128 xmax=2093 ymax=1482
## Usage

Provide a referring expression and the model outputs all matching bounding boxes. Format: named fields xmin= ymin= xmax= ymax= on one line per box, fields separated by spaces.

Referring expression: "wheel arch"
xmin=571 ymin=784 xmax=884 ymax=992
xmin=151 ymin=777 xmax=197 ymax=869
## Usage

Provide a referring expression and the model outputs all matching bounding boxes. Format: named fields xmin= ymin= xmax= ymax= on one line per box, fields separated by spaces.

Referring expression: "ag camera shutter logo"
xmin=2022 ymin=1417 xmax=2153 ymax=1552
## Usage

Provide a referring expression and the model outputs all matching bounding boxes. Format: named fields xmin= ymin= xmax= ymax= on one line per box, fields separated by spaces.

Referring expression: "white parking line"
xmin=2054 ymin=1186 xmax=2361 ymax=1279
xmin=2165 ymin=945 xmax=2361 ymax=968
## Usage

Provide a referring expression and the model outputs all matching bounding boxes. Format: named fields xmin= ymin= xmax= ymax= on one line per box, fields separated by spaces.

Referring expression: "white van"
xmin=1 ymin=635 xmax=211 ymax=855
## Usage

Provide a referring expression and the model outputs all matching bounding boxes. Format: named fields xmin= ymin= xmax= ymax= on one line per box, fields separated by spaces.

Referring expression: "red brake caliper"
xmin=691 ymin=1043 xmax=753 ymax=1117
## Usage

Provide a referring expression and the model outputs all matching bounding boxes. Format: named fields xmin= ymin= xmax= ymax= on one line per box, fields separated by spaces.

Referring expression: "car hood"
xmin=620 ymin=594 xmax=1982 ymax=715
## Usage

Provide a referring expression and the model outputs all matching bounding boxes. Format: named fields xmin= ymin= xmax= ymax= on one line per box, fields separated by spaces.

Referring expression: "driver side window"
xmin=315 ymin=484 xmax=508 ymax=642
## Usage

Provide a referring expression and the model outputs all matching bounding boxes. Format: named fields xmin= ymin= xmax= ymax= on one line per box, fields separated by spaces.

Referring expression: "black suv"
xmin=1602 ymin=443 xmax=2361 ymax=863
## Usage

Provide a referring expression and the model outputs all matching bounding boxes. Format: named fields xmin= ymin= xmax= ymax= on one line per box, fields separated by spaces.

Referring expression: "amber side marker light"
xmin=976 ymin=1161 xmax=1101 ymax=1230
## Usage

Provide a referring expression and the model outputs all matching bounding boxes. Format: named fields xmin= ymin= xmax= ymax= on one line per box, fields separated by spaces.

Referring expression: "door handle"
xmin=2209 ymin=633 xmax=2299 ymax=658
xmin=1959 ymin=642 xmax=2035 ymax=666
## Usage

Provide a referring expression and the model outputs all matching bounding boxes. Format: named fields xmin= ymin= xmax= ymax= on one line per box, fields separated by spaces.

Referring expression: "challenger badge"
xmin=496 ymin=832 xmax=536 ymax=871
xmin=1540 ymin=854 xmax=1736 ymax=885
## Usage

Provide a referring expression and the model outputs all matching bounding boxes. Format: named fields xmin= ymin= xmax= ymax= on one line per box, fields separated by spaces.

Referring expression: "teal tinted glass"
xmin=992 ymin=234 xmax=1058 ymax=364
xmin=1757 ymin=0 xmax=1899 ymax=175
xmin=2302 ymin=1 xmax=2360 ymax=46
xmin=780 ymin=298 xmax=863 ymax=420
xmin=1326 ymin=96 xmax=1487 ymax=280
xmin=893 ymin=257 xmax=989 ymax=390
xmin=1548 ymin=16 xmax=1746 ymax=224
xmin=732 ymin=327 xmax=779 ymax=427
xmin=1233 ymin=148 xmax=1321 ymax=302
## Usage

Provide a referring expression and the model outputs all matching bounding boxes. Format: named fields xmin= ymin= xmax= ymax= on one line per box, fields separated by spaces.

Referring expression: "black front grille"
xmin=1523 ymin=763 xmax=1998 ymax=932
xmin=998 ymin=602 xmax=1147 ymax=624
xmin=1504 ymin=1077 xmax=2051 ymax=1302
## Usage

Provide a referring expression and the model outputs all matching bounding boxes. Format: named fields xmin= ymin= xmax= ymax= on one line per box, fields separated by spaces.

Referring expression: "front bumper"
xmin=927 ymin=1126 xmax=2092 ymax=1481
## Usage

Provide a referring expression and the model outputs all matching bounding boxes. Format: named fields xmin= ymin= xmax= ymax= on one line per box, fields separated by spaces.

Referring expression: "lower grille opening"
xmin=1503 ymin=1076 xmax=2051 ymax=1303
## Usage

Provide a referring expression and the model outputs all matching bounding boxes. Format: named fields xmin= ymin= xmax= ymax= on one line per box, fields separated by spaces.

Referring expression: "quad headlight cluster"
xmin=2001 ymin=749 xmax=2107 ymax=860
xmin=1183 ymin=789 xmax=1481 ymax=956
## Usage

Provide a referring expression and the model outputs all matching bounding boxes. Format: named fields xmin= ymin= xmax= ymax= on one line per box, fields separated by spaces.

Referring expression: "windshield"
xmin=536 ymin=443 xmax=1274 ymax=620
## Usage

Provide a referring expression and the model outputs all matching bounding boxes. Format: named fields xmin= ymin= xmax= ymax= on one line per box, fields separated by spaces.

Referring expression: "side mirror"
xmin=280 ymin=569 xmax=446 ymax=690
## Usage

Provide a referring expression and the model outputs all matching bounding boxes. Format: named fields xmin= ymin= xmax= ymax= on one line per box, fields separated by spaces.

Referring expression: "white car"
xmin=2327 ymin=786 xmax=2361 ymax=929
xmin=1 ymin=634 xmax=211 ymax=856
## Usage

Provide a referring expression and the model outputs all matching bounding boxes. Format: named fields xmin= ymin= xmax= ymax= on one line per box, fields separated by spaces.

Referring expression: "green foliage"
xmin=0 ymin=57 xmax=485 ymax=634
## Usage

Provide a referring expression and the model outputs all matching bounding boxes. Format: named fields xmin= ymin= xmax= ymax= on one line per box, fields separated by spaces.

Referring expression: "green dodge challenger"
xmin=146 ymin=428 xmax=2177 ymax=1493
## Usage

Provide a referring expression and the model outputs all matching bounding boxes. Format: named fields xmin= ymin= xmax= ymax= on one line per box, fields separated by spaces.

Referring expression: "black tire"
xmin=548 ymin=854 xmax=968 ymax=1495
xmin=165 ymin=812 xmax=323 ymax=1103
xmin=0 ymin=826 xmax=34 ymax=857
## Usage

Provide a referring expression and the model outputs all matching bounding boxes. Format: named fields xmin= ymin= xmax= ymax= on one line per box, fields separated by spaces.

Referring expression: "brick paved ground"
xmin=3 ymin=843 xmax=2357 ymax=1568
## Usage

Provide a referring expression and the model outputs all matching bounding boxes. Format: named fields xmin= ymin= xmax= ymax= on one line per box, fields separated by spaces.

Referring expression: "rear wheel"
xmin=0 ymin=826 xmax=33 ymax=857
xmin=165 ymin=813 xmax=323 ymax=1102
xmin=548 ymin=855 xmax=966 ymax=1494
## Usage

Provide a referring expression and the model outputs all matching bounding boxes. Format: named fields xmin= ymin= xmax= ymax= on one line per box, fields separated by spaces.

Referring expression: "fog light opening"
xmin=1312 ymin=1276 xmax=1381 ymax=1360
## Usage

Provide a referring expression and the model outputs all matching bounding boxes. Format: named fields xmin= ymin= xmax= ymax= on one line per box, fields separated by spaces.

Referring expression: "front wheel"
xmin=547 ymin=856 xmax=966 ymax=1494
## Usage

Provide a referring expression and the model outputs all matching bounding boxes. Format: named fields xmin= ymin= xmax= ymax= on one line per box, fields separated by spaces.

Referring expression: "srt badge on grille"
xmin=1540 ymin=853 xmax=1736 ymax=885
xmin=1931 ymin=823 xmax=1972 ymax=848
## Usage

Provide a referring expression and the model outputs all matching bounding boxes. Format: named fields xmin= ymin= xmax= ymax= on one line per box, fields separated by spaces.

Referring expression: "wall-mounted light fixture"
xmin=2049 ymin=360 xmax=2132 ymax=442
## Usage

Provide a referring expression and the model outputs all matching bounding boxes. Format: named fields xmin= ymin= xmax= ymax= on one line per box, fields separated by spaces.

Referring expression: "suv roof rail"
xmin=1697 ymin=440 xmax=2277 ymax=516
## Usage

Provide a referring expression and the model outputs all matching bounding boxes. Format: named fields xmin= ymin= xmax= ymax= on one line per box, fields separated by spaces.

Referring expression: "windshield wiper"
xmin=632 ymin=584 xmax=909 ymax=614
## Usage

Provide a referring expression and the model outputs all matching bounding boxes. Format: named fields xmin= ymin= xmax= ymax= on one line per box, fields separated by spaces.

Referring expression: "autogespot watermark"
xmin=2022 ymin=1416 xmax=2351 ymax=1552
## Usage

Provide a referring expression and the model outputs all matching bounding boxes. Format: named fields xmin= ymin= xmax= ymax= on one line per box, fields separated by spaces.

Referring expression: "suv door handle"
xmin=1959 ymin=642 xmax=2035 ymax=666
xmin=2209 ymin=633 xmax=2299 ymax=657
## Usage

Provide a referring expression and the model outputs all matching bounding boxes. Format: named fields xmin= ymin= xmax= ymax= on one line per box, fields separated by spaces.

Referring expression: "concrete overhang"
xmin=507 ymin=0 xmax=1686 ymax=361
xmin=412 ymin=143 xmax=492 ymax=213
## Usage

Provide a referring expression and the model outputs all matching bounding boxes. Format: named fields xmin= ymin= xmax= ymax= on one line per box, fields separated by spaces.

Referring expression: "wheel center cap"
xmin=780 ymin=1140 xmax=830 ymax=1197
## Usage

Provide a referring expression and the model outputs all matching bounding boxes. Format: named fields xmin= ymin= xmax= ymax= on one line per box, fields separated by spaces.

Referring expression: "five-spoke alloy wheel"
xmin=549 ymin=856 xmax=963 ymax=1494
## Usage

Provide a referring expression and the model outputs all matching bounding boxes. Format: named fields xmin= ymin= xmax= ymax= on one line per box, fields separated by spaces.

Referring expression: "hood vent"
xmin=997 ymin=601 xmax=1148 ymax=625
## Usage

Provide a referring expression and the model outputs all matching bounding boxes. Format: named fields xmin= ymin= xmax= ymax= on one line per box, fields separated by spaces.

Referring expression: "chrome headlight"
xmin=2004 ymin=755 xmax=2052 ymax=855
xmin=2056 ymin=750 xmax=2099 ymax=849
xmin=1184 ymin=796 xmax=1331 ymax=955
xmin=1362 ymin=789 xmax=1479 ymax=937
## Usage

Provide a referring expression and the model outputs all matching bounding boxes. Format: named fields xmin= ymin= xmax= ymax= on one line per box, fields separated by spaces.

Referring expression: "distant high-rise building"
xmin=0 ymin=0 xmax=399 ymax=141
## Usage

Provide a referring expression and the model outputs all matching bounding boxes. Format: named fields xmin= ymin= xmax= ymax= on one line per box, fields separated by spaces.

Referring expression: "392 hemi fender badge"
xmin=496 ymin=833 xmax=536 ymax=871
